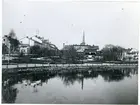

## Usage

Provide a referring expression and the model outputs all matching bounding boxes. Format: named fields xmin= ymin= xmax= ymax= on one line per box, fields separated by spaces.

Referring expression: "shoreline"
xmin=2 ymin=63 xmax=138 ymax=74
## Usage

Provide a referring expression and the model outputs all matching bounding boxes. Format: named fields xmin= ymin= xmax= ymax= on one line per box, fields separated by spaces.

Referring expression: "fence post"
xmin=17 ymin=63 xmax=19 ymax=68
xmin=49 ymin=63 xmax=50 ymax=67
xmin=56 ymin=63 xmax=58 ymax=67
xmin=7 ymin=63 xmax=8 ymax=69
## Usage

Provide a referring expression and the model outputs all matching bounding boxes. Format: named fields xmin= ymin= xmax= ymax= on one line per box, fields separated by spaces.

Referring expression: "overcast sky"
xmin=3 ymin=0 xmax=140 ymax=49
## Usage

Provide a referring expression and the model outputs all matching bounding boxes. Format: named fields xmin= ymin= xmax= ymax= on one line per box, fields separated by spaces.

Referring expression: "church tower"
xmin=81 ymin=30 xmax=85 ymax=45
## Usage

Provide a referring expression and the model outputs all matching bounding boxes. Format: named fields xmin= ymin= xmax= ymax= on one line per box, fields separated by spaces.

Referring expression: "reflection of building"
xmin=122 ymin=48 xmax=138 ymax=61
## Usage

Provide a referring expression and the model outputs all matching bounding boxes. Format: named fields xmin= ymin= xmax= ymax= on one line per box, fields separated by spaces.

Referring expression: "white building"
xmin=2 ymin=35 xmax=9 ymax=46
xmin=19 ymin=44 xmax=30 ymax=54
xmin=19 ymin=36 xmax=42 ymax=47
xmin=122 ymin=48 xmax=138 ymax=61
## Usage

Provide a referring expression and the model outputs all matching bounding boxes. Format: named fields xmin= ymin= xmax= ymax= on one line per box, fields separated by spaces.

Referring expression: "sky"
xmin=2 ymin=0 xmax=140 ymax=50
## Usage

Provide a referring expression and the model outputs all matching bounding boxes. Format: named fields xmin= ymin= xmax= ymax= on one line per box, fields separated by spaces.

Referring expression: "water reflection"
xmin=59 ymin=72 xmax=98 ymax=89
xmin=2 ymin=84 xmax=18 ymax=103
xmin=2 ymin=68 xmax=138 ymax=103
xmin=59 ymin=68 xmax=137 ymax=87
xmin=100 ymin=70 xmax=125 ymax=82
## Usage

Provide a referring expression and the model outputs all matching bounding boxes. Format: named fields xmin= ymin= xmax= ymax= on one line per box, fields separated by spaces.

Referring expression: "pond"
xmin=2 ymin=68 xmax=138 ymax=104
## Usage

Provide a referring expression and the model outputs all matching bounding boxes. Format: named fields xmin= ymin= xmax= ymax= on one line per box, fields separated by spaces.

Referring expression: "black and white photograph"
xmin=2 ymin=0 xmax=139 ymax=104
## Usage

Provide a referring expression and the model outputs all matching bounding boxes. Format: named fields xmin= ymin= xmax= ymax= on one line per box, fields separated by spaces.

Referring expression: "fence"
xmin=2 ymin=63 xmax=138 ymax=69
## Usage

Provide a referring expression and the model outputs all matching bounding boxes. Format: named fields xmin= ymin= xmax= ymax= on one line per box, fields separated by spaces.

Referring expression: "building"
xmin=62 ymin=31 xmax=99 ymax=61
xmin=19 ymin=44 xmax=30 ymax=54
xmin=42 ymin=39 xmax=58 ymax=50
xmin=122 ymin=48 xmax=138 ymax=61
xmin=3 ymin=31 xmax=17 ymax=46
xmin=20 ymin=36 xmax=42 ymax=47
xmin=2 ymin=35 xmax=10 ymax=46
xmin=2 ymin=35 xmax=11 ymax=55
xmin=20 ymin=35 xmax=59 ymax=53
xmin=94 ymin=51 xmax=103 ymax=61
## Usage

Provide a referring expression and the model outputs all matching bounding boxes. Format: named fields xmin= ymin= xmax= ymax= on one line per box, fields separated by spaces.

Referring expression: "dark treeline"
xmin=101 ymin=44 xmax=125 ymax=61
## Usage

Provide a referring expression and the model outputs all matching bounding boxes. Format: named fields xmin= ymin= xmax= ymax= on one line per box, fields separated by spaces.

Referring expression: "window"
xmin=21 ymin=49 xmax=26 ymax=53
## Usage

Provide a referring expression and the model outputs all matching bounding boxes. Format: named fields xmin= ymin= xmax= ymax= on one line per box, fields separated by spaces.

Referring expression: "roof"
xmin=72 ymin=44 xmax=91 ymax=47
xmin=19 ymin=44 xmax=30 ymax=47
xmin=62 ymin=45 xmax=73 ymax=50
xmin=126 ymin=48 xmax=138 ymax=53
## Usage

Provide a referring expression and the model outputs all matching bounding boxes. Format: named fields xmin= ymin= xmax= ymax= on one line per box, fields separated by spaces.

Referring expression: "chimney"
xmin=63 ymin=43 xmax=65 ymax=48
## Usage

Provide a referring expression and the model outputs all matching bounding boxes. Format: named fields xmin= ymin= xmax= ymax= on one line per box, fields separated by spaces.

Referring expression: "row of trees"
xmin=30 ymin=45 xmax=58 ymax=57
xmin=22 ymin=45 xmax=84 ymax=63
xmin=101 ymin=44 xmax=125 ymax=61
xmin=59 ymin=44 xmax=125 ymax=62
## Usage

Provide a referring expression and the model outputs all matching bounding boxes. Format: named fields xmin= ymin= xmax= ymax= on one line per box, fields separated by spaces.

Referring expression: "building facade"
xmin=62 ymin=31 xmax=99 ymax=61
xmin=122 ymin=48 xmax=138 ymax=61
xmin=2 ymin=35 xmax=10 ymax=46
xmin=19 ymin=44 xmax=30 ymax=54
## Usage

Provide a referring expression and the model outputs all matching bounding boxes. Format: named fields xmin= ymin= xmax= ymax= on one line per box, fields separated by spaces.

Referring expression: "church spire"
xmin=81 ymin=30 xmax=85 ymax=45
